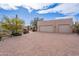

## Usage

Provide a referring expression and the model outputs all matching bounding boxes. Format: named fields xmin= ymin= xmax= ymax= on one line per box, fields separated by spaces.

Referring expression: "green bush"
xmin=11 ymin=32 xmax=22 ymax=36
xmin=32 ymin=27 xmax=36 ymax=32
xmin=0 ymin=37 xmax=2 ymax=41
xmin=1 ymin=15 xmax=24 ymax=36
xmin=73 ymin=23 xmax=79 ymax=34
xmin=23 ymin=29 xmax=29 ymax=34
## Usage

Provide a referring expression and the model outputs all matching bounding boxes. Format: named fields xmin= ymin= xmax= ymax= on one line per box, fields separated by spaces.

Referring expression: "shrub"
xmin=23 ymin=29 xmax=29 ymax=34
xmin=32 ymin=27 xmax=36 ymax=32
xmin=1 ymin=15 xmax=24 ymax=36
xmin=73 ymin=23 xmax=79 ymax=34
xmin=11 ymin=32 xmax=22 ymax=36
xmin=11 ymin=30 xmax=22 ymax=36
xmin=0 ymin=37 xmax=2 ymax=41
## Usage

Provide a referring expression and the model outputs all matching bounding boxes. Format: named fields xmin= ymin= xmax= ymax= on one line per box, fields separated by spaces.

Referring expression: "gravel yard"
xmin=0 ymin=32 xmax=79 ymax=56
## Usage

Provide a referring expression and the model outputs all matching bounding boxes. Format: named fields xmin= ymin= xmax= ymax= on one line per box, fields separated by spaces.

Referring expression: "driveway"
xmin=0 ymin=32 xmax=79 ymax=56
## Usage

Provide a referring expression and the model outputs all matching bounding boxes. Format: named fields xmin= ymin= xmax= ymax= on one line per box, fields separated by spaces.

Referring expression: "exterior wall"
xmin=37 ymin=18 xmax=73 ymax=33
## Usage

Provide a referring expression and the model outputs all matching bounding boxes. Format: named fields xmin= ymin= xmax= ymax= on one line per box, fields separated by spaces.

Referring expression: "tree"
xmin=72 ymin=22 xmax=79 ymax=34
xmin=1 ymin=15 xmax=25 ymax=36
xmin=30 ymin=17 xmax=43 ymax=31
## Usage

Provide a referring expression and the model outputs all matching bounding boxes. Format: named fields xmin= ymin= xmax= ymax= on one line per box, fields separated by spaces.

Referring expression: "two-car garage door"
xmin=39 ymin=25 xmax=71 ymax=33
xmin=39 ymin=26 xmax=54 ymax=32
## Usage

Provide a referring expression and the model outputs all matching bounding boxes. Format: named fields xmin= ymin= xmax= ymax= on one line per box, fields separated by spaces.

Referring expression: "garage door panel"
xmin=58 ymin=25 xmax=71 ymax=33
xmin=39 ymin=26 xmax=54 ymax=32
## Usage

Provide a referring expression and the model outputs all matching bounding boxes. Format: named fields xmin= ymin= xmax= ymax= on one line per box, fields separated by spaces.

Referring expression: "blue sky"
xmin=0 ymin=1 xmax=79 ymax=25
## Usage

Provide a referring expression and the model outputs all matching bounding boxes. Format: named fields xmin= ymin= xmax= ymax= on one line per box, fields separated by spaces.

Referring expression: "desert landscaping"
xmin=0 ymin=3 xmax=79 ymax=56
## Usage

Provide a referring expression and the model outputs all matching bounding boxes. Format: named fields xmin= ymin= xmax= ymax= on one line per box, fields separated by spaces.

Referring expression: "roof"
xmin=38 ymin=17 xmax=73 ymax=22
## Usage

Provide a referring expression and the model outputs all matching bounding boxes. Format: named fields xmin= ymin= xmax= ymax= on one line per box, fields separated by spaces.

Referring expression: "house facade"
xmin=37 ymin=18 xmax=73 ymax=33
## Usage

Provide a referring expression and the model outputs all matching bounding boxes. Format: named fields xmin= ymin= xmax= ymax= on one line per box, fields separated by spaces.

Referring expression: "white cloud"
xmin=0 ymin=0 xmax=79 ymax=3
xmin=53 ymin=3 xmax=79 ymax=15
xmin=22 ymin=3 xmax=51 ymax=10
xmin=37 ymin=8 xmax=55 ymax=14
xmin=0 ymin=4 xmax=18 ymax=10
xmin=0 ymin=0 xmax=79 ymax=14
xmin=0 ymin=0 xmax=53 ymax=12
xmin=37 ymin=3 xmax=79 ymax=15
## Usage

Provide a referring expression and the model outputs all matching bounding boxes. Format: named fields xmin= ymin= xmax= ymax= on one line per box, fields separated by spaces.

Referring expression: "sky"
xmin=0 ymin=0 xmax=79 ymax=25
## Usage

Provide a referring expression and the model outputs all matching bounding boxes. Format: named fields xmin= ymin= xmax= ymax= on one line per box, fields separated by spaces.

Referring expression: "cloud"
xmin=22 ymin=3 xmax=52 ymax=12
xmin=0 ymin=0 xmax=79 ymax=15
xmin=0 ymin=4 xmax=18 ymax=10
xmin=0 ymin=0 xmax=61 ymax=4
xmin=53 ymin=3 xmax=79 ymax=15
xmin=0 ymin=0 xmax=53 ymax=12
xmin=37 ymin=8 xmax=56 ymax=14
xmin=37 ymin=3 xmax=79 ymax=15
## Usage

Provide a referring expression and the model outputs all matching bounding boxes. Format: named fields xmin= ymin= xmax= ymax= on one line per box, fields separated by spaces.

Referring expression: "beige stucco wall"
xmin=37 ymin=18 xmax=73 ymax=33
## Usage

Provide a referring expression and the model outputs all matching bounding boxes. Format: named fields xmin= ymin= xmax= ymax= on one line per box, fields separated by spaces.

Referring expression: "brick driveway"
xmin=0 ymin=32 xmax=79 ymax=56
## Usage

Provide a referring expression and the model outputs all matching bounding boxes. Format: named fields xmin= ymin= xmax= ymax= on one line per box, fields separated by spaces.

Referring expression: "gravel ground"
xmin=0 ymin=32 xmax=79 ymax=56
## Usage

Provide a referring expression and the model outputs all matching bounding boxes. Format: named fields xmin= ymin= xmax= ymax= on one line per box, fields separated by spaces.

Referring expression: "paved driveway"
xmin=0 ymin=32 xmax=79 ymax=56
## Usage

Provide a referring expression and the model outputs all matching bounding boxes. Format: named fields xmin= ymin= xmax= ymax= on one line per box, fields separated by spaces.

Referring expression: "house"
xmin=37 ymin=17 xmax=73 ymax=33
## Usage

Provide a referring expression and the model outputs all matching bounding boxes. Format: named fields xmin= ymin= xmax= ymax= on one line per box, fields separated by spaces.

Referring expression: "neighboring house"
xmin=37 ymin=17 xmax=73 ymax=33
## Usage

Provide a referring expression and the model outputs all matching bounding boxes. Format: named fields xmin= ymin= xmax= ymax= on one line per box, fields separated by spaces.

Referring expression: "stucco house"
xmin=37 ymin=17 xmax=73 ymax=33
